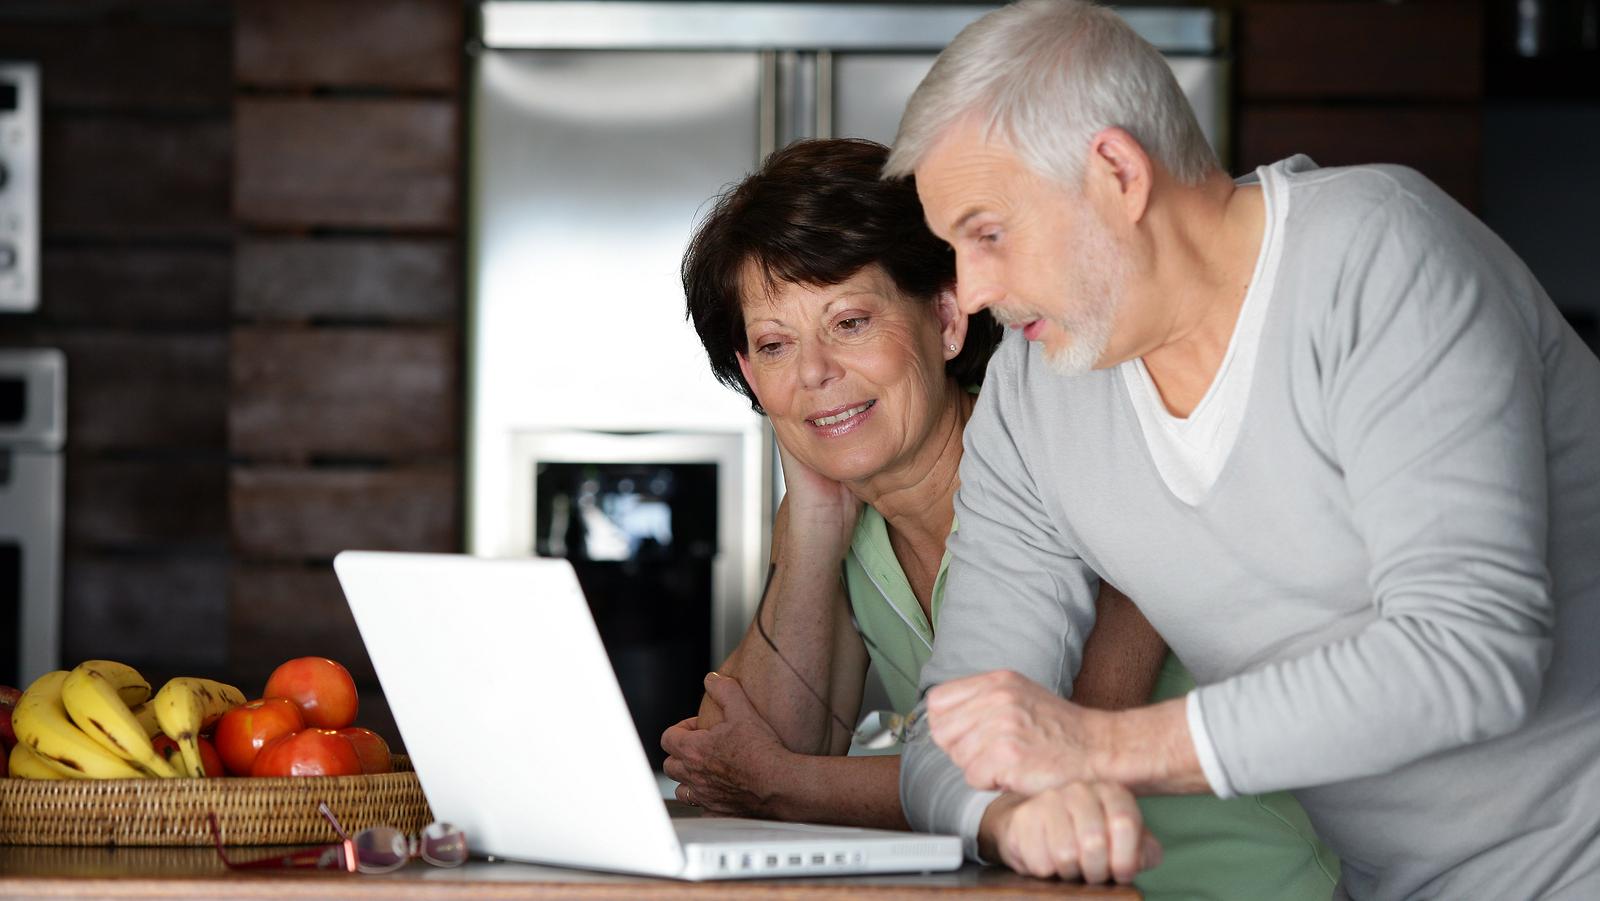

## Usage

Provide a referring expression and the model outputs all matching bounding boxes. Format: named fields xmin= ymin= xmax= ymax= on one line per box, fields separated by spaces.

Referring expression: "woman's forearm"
xmin=698 ymin=498 xmax=868 ymax=755
xmin=764 ymin=754 xmax=908 ymax=831
xmin=1071 ymin=582 xmax=1168 ymax=711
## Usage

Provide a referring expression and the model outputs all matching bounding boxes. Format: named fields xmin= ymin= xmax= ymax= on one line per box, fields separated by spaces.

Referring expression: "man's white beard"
xmin=1043 ymin=208 xmax=1127 ymax=376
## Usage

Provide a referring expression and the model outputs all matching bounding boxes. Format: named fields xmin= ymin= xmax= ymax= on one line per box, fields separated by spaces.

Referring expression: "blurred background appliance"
xmin=468 ymin=1 xmax=1227 ymax=759
xmin=0 ymin=348 xmax=64 ymax=687
xmin=0 ymin=62 xmax=39 ymax=313
xmin=510 ymin=430 xmax=739 ymax=768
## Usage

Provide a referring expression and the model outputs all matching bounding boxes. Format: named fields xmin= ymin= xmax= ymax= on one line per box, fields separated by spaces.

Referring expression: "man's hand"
xmin=979 ymin=785 xmax=1161 ymax=883
xmin=927 ymin=669 xmax=1108 ymax=794
xmin=660 ymin=673 xmax=793 ymax=818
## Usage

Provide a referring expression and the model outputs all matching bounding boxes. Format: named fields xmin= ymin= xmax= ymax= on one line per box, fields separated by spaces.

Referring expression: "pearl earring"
xmin=948 ymin=343 xmax=958 ymax=352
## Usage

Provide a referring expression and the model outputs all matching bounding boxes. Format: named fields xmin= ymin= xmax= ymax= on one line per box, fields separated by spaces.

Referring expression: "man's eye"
xmin=977 ymin=231 xmax=999 ymax=244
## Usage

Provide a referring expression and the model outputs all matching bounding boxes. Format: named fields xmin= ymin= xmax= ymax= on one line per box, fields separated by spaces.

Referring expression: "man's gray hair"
xmin=885 ymin=0 xmax=1219 ymax=188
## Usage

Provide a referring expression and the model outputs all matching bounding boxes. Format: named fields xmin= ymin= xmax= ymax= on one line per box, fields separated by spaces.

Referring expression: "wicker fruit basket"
xmin=0 ymin=756 xmax=432 ymax=847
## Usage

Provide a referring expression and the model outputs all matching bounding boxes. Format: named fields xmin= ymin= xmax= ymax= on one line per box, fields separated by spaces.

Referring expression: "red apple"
xmin=0 ymin=684 xmax=21 ymax=751
xmin=263 ymin=658 xmax=359 ymax=729
xmin=337 ymin=727 xmax=393 ymax=774
xmin=213 ymin=698 xmax=305 ymax=776
xmin=197 ymin=737 xmax=226 ymax=777
xmin=252 ymin=728 xmax=363 ymax=778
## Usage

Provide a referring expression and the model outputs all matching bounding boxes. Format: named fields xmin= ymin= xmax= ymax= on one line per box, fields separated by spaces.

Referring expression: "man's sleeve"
xmin=1196 ymin=183 xmax=1556 ymax=793
xmin=900 ymin=343 xmax=1101 ymax=856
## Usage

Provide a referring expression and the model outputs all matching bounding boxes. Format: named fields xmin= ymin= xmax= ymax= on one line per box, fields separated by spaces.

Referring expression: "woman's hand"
xmin=661 ymin=673 xmax=795 ymax=818
xmin=775 ymin=440 xmax=861 ymax=559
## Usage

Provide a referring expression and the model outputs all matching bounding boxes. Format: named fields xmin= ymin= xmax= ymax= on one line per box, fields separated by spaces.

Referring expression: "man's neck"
xmin=1135 ymin=172 xmax=1267 ymax=418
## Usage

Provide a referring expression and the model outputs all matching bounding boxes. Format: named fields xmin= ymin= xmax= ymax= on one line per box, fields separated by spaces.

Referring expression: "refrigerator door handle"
xmin=815 ymin=49 xmax=834 ymax=140
xmin=759 ymin=49 xmax=778 ymax=161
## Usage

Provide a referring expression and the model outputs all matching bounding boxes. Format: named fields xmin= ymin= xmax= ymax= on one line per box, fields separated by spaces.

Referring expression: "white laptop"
xmin=332 ymin=551 xmax=963 ymax=880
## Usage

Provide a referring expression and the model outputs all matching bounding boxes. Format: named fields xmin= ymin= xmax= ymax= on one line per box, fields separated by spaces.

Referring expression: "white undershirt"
xmin=1118 ymin=164 xmax=1286 ymax=507
xmin=1118 ymin=163 xmax=1288 ymax=798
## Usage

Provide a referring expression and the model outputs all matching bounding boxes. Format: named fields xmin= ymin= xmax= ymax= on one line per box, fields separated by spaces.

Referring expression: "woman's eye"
xmin=756 ymin=340 xmax=786 ymax=356
xmin=837 ymin=316 xmax=869 ymax=332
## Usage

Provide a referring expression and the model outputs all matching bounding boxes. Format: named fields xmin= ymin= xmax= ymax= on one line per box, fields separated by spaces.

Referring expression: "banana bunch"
xmin=9 ymin=662 xmax=243 ymax=780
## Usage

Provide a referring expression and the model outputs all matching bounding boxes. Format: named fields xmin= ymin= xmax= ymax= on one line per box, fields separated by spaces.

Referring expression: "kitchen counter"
xmin=0 ymin=846 xmax=1139 ymax=899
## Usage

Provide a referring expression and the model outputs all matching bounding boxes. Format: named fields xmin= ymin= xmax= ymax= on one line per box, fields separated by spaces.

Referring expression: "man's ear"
xmin=936 ymin=287 xmax=971 ymax=361
xmin=1085 ymin=126 xmax=1153 ymax=226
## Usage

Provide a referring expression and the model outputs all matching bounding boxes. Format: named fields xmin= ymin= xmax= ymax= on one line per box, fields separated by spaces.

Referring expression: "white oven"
xmin=0 ymin=348 xmax=64 ymax=687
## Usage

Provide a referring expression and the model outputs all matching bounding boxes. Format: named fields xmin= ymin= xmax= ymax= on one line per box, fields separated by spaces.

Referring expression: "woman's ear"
xmin=936 ymin=287 xmax=970 ymax=361
xmin=735 ymin=351 xmax=762 ymax=402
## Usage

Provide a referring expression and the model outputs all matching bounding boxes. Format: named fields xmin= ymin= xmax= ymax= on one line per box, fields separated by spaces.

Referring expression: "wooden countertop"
xmin=0 ymin=846 xmax=1140 ymax=899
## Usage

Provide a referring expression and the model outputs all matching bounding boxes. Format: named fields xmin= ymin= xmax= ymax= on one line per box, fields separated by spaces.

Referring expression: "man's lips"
xmin=1021 ymin=319 xmax=1046 ymax=341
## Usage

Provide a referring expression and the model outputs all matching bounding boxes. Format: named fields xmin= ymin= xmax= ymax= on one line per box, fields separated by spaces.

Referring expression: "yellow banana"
xmin=62 ymin=661 xmax=179 ymax=778
xmin=95 ymin=660 xmax=151 ymax=707
xmin=9 ymin=741 xmax=72 ymax=780
xmin=153 ymin=677 xmax=245 ymax=777
xmin=130 ymin=700 xmax=161 ymax=738
xmin=11 ymin=671 xmax=147 ymax=779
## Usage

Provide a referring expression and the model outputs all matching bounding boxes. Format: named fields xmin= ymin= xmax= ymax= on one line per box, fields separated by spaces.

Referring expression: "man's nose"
xmin=955 ymin=257 xmax=1002 ymax=315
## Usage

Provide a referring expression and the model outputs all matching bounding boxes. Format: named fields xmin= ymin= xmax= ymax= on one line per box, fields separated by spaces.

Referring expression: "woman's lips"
xmin=806 ymin=400 xmax=876 ymax=438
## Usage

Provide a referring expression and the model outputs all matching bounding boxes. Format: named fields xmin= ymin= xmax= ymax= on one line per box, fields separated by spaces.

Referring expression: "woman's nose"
xmin=797 ymin=338 xmax=842 ymax=388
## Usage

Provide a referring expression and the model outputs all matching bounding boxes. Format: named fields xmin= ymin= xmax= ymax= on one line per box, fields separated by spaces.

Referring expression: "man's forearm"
xmin=1099 ymin=697 xmax=1210 ymax=795
xmin=765 ymin=754 xmax=908 ymax=831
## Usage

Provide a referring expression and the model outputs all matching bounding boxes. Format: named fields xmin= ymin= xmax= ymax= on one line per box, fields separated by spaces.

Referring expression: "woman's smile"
xmin=806 ymin=399 xmax=877 ymax=437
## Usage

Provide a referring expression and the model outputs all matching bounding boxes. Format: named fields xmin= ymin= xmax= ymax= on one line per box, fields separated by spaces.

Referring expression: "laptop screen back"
xmin=333 ymin=551 xmax=685 ymax=876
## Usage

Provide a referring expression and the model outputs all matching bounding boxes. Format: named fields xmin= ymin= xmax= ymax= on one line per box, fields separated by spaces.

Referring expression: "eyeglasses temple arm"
xmin=209 ymin=812 xmax=358 ymax=872
xmin=319 ymin=801 xmax=353 ymax=840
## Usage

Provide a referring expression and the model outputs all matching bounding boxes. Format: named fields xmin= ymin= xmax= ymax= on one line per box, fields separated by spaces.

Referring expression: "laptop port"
xmin=812 ymin=854 xmax=826 ymax=865
xmin=833 ymin=853 xmax=847 ymax=864
xmin=765 ymin=854 xmax=779 ymax=868
xmin=788 ymin=854 xmax=802 ymax=866
xmin=740 ymin=854 xmax=753 ymax=869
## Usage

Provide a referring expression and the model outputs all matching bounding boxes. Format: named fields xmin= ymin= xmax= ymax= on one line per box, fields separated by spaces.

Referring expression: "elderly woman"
xmin=663 ymin=138 xmax=1337 ymax=898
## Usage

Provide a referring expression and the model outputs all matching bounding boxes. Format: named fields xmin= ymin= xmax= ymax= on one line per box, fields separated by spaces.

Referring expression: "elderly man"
xmin=884 ymin=1 xmax=1600 ymax=898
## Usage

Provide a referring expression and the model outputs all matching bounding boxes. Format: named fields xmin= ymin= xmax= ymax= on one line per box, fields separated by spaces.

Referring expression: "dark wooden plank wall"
xmin=228 ymin=0 xmax=464 ymax=720
xmin=0 ymin=1 xmax=234 ymax=679
xmin=1233 ymin=1 xmax=1486 ymax=210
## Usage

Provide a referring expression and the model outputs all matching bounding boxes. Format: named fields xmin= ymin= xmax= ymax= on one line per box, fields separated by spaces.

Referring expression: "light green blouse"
xmin=843 ymin=504 xmax=1339 ymax=901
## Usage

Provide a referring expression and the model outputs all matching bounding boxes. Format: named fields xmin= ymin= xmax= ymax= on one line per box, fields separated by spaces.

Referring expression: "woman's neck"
xmin=851 ymin=383 xmax=974 ymax=553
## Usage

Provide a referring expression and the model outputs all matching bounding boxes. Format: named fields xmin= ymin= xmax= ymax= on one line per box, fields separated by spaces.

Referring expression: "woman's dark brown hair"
xmin=682 ymin=138 xmax=1002 ymax=413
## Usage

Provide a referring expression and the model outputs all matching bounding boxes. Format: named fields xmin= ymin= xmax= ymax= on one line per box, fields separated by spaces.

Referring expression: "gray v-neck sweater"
xmin=904 ymin=157 xmax=1600 ymax=900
